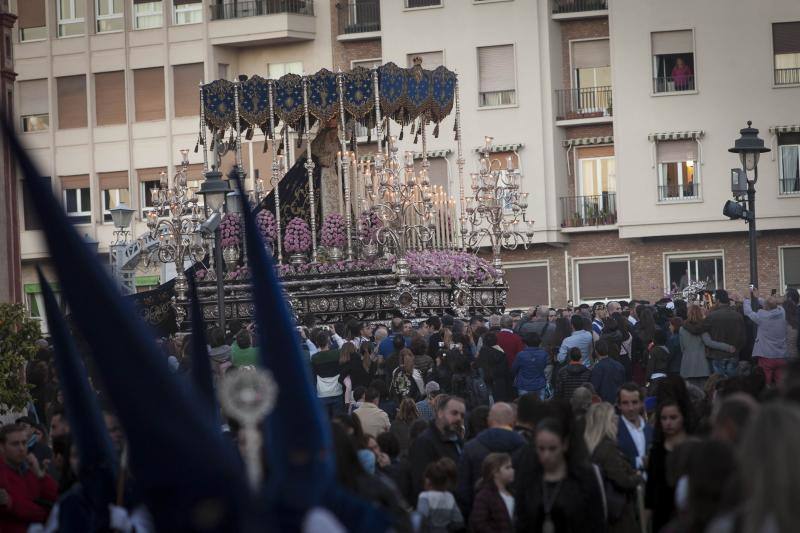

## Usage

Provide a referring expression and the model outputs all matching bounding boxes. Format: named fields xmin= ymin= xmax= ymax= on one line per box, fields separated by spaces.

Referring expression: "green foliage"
xmin=0 ymin=303 xmax=41 ymax=414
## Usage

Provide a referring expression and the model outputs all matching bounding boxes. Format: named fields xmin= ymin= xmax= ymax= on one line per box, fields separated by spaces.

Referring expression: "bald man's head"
xmin=487 ymin=402 xmax=515 ymax=430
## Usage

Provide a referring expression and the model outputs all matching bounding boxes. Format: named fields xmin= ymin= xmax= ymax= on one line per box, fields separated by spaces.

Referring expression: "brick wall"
xmin=496 ymin=228 xmax=800 ymax=308
xmin=329 ymin=0 xmax=382 ymax=71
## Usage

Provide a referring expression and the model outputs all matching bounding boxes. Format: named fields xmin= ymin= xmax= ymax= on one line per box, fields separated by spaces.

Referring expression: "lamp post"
xmin=109 ymin=202 xmax=135 ymax=294
xmin=724 ymin=121 xmax=770 ymax=288
xmin=198 ymin=167 xmax=230 ymax=332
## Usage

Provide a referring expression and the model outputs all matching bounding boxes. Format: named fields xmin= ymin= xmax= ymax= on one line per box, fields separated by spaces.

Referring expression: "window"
xmin=779 ymin=133 xmax=800 ymax=195
xmin=504 ymin=262 xmax=550 ymax=309
xmin=57 ymin=0 xmax=86 ymax=37
xmin=133 ymin=67 xmax=165 ymax=122
xmin=138 ymin=167 xmax=167 ymax=216
xmin=19 ymin=79 xmax=49 ymax=133
xmin=18 ymin=0 xmax=47 ymax=41
xmin=268 ymin=61 xmax=304 ymax=79
xmin=405 ymin=0 xmax=441 ymax=7
xmin=773 ymin=22 xmax=800 ymax=85
xmin=56 ymin=75 xmax=88 ymax=129
xmin=780 ymin=247 xmax=800 ymax=291
xmin=26 ymin=287 xmax=62 ymax=335
xmin=657 ymin=140 xmax=699 ymax=201
xmin=651 ymin=30 xmax=695 ymax=93
xmin=574 ymin=258 xmax=630 ymax=303
xmin=173 ymin=63 xmax=204 ymax=117
xmin=218 ymin=63 xmax=229 ymax=80
xmin=666 ymin=253 xmax=723 ymax=292
xmin=96 ymin=0 xmax=123 ymax=33
xmin=571 ymin=39 xmax=611 ymax=114
xmin=407 ymin=51 xmax=443 ymax=69
xmin=134 ymin=0 xmax=163 ymax=29
xmin=23 ymin=176 xmax=51 ymax=230
xmin=62 ymin=175 xmax=92 ymax=224
xmin=351 ymin=58 xmax=382 ymax=70
xmin=174 ymin=0 xmax=202 ymax=25
xmin=477 ymin=45 xmax=516 ymax=107
xmin=570 ymin=156 xmax=616 ymax=225
xmin=102 ymin=188 xmax=130 ymax=222
xmin=95 ymin=71 xmax=126 ymax=126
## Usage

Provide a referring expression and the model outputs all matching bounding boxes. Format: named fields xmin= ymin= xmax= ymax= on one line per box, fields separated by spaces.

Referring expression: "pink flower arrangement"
xmin=357 ymin=210 xmax=382 ymax=242
xmin=321 ymin=213 xmax=347 ymax=248
xmin=256 ymin=210 xmax=277 ymax=243
xmin=404 ymin=250 xmax=499 ymax=283
xmin=284 ymin=217 xmax=312 ymax=254
xmin=227 ymin=265 xmax=250 ymax=281
xmin=220 ymin=213 xmax=241 ymax=248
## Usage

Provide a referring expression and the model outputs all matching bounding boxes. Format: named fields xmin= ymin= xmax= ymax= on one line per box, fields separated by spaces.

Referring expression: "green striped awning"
xmin=562 ymin=136 xmax=614 ymax=148
xmin=647 ymin=130 xmax=704 ymax=141
xmin=473 ymin=143 xmax=523 ymax=153
xmin=769 ymin=125 xmax=800 ymax=134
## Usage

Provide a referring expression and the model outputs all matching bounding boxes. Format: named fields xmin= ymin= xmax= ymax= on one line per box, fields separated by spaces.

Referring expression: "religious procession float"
xmin=126 ymin=61 xmax=535 ymax=331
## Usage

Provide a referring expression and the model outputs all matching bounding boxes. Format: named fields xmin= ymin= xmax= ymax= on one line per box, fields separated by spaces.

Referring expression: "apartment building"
xmin=0 ymin=0 xmax=20 ymax=304
xmin=8 ymin=0 xmax=800 ymax=322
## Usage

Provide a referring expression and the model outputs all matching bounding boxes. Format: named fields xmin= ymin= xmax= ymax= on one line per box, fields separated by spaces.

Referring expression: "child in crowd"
xmin=416 ymin=458 xmax=464 ymax=533
xmin=469 ymin=453 xmax=515 ymax=533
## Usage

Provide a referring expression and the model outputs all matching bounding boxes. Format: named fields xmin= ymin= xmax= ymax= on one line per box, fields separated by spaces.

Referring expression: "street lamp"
xmin=109 ymin=202 xmax=135 ymax=294
xmin=725 ymin=121 xmax=770 ymax=288
xmin=198 ymin=168 xmax=230 ymax=332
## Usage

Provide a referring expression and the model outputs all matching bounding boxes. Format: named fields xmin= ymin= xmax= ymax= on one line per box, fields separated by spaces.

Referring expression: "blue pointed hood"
xmin=1 ymin=119 xmax=250 ymax=532
xmin=187 ymin=276 xmax=221 ymax=428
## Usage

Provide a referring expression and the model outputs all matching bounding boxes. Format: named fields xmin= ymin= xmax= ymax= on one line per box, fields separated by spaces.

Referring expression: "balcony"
xmin=405 ymin=0 xmax=441 ymax=7
xmin=775 ymin=68 xmax=800 ymax=86
xmin=552 ymin=0 xmax=607 ymax=18
xmin=208 ymin=0 xmax=315 ymax=45
xmin=653 ymin=75 xmax=696 ymax=94
xmin=210 ymin=0 xmax=314 ymax=20
xmin=337 ymin=0 xmax=380 ymax=38
xmin=555 ymin=86 xmax=612 ymax=123
xmin=560 ymin=193 xmax=617 ymax=229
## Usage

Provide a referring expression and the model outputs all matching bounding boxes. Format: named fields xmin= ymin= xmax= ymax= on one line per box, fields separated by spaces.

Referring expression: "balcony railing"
xmin=560 ymin=193 xmax=617 ymax=228
xmin=555 ymin=86 xmax=612 ymax=121
xmin=658 ymin=183 xmax=699 ymax=202
xmin=552 ymin=0 xmax=607 ymax=14
xmin=775 ymin=68 xmax=800 ymax=86
xmin=337 ymin=0 xmax=380 ymax=35
xmin=210 ymin=0 xmax=314 ymax=21
xmin=653 ymin=75 xmax=695 ymax=93
xmin=779 ymin=177 xmax=800 ymax=195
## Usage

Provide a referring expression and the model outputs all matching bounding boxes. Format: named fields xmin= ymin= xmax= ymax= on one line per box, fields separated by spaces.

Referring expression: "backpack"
xmin=451 ymin=371 xmax=491 ymax=410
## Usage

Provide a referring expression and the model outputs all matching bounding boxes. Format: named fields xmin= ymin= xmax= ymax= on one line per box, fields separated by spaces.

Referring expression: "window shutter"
xmin=174 ymin=0 xmax=202 ymax=4
xmin=651 ymin=30 xmax=693 ymax=55
xmin=137 ymin=167 xmax=167 ymax=182
xmin=95 ymin=71 xmax=127 ymax=126
xmin=773 ymin=22 xmax=800 ymax=54
xmin=57 ymin=75 xmax=88 ymax=129
xmin=133 ymin=0 xmax=158 ymax=3
xmin=478 ymin=45 xmax=515 ymax=93
xmin=173 ymin=63 xmax=204 ymax=118
xmin=60 ymin=174 xmax=90 ymax=190
xmin=572 ymin=39 xmax=610 ymax=69
xmin=24 ymin=176 xmax=51 ymax=231
xmin=407 ymin=51 xmax=444 ymax=69
xmin=657 ymin=140 xmax=697 ymax=163
xmin=505 ymin=265 xmax=550 ymax=308
xmin=18 ymin=0 xmax=46 ymax=29
xmin=134 ymin=67 xmax=166 ymax=122
xmin=784 ymin=248 xmax=800 ymax=288
xmin=577 ymin=260 xmax=630 ymax=301
xmin=99 ymin=171 xmax=129 ymax=190
xmin=18 ymin=79 xmax=49 ymax=116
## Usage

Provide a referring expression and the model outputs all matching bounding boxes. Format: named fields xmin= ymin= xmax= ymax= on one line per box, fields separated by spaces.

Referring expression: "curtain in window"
xmin=781 ymin=145 xmax=799 ymax=192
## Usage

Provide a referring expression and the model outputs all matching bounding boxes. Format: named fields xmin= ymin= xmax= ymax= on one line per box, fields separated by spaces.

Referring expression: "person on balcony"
xmin=671 ymin=57 xmax=693 ymax=90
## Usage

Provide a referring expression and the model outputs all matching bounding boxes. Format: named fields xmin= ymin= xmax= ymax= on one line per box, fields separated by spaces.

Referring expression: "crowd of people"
xmin=2 ymin=286 xmax=800 ymax=532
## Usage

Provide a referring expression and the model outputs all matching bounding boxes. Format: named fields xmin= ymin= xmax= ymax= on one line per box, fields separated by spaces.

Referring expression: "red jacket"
xmin=496 ymin=330 xmax=524 ymax=368
xmin=0 ymin=459 xmax=58 ymax=533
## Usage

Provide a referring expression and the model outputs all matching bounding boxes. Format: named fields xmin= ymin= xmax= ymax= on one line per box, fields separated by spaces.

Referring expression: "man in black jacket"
xmin=455 ymin=402 xmax=526 ymax=518
xmin=408 ymin=395 xmax=465 ymax=500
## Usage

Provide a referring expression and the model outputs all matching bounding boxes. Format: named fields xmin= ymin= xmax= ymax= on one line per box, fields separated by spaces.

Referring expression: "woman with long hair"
xmin=349 ymin=340 xmax=378 ymax=390
xmin=679 ymin=305 xmax=735 ymax=388
xmin=339 ymin=341 xmax=358 ymax=408
xmin=469 ymin=452 xmax=515 ymax=533
xmin=646 ymin=398 xmax=690 ymax=532
xmin=390 ymin=398 xmax=419 ymax=455
xmin=476 ymin=331 xmax=513 ymax=402
xmin=584 ymin=403 xmax=641 ymax=533
xmin=515 ymin=414 xmax=604 ymax=532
